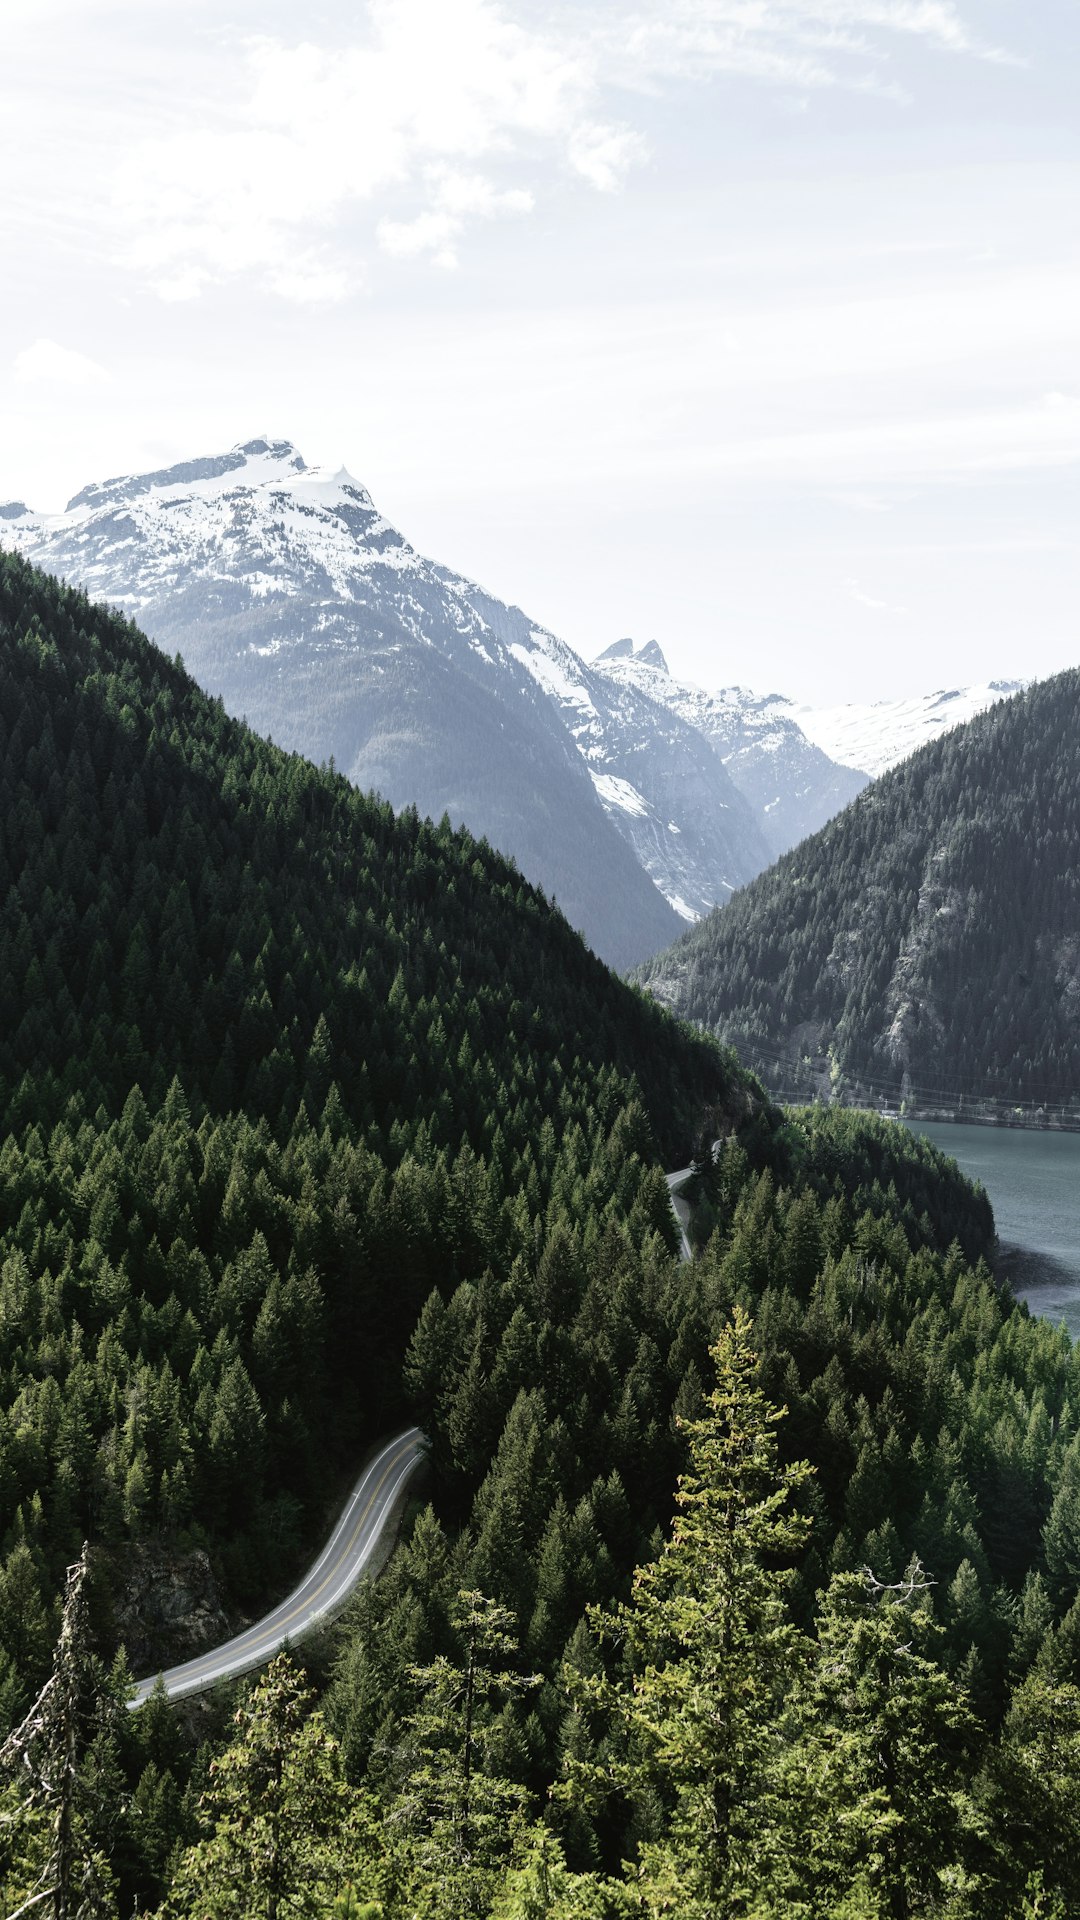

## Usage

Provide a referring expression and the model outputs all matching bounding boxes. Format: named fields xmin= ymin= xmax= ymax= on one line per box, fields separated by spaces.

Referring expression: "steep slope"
xmin=1 ymin=441 xmax=786 ymax=966
xmin=636 ymin=672 xmax=1080 ymax=1111
xmin=0 ymin=440 xmax=685 ymax=969
xmin=595 ymin=639 xmax=868 ymax=856
xmin=13 ymin=573 xmax=1080 ymax=1920
xmin=0 ymin=548 xmax=736 ymax=1156
xmin=776 ymin=679 xmax=1027 ymax=778
xmin=480 ymin=614 xmax=772 ymax=923
xmin=0 ymin=549 xmax=761 ymax=1654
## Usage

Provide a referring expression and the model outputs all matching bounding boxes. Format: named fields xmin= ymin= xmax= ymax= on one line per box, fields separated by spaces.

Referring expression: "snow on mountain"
xmin=593 ymin=641 xmax=868 ymax=858
xmin=2 ymin=438 xmax=430 ymax=615
xmin=772 ymin=683 xmax=1028 ymax=779
xmin=455 ymin=599 xmax=772 ymax=923
xmin=0 ymin=439 xmax=767 ymax=964
xmin=7 ymin=436 xmax=970 ymax=964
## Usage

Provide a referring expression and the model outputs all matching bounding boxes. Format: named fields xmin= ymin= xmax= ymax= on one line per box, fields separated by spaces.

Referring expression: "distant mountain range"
xmin=636 ymin=672 xmax=1080 ymax=1112
xmin=0 ymin=437 xmax=1020 ymax=968
xmin=771 ymin=682 xmax=1028 ymax=779
xmin=592 ymin=641 xmax=868 ymax=861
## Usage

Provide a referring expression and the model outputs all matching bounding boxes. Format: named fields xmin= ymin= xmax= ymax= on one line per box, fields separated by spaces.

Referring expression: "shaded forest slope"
xmin=637 ymin=671 xmax=1080 ymax=1107
xmin=0 ymin=548 xmax=749 ymax=1682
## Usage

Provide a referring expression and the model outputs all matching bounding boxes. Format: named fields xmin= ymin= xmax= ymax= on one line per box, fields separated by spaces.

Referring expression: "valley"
xmin=2 ymin=555 xmax=1079 ymax=1920
xmin=4 ymin=0 xmax=1072 ymax=1906
xmin=3 ymin=441 xmax=1013 ymax=976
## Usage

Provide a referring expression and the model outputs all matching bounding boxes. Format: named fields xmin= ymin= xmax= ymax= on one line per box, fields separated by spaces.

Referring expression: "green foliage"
xmin=162 ymin=1655 xmax=358 ymax=1920
xmin=773 ymin=1565 xmax=984 ymax=1917
xmin=387 ymin=1590 xmax=539 ymax=1917
xmin=4 ymin=554 xmax=1080 ymax=1915
xmin=637 ymin=672 xmax=1080 ymax=1109
xmin=565 ymin=1309 xmax=812 ymax=1915
xmin=0 ymin=1548 xmax=124 ymax=1920
xmin=0 ymin=549 xmax=748 ymax=1719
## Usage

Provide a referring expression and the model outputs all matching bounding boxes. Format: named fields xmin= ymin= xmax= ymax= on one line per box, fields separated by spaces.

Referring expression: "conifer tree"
xmin=774 ymin=1564 xmax=983 ymax=1919
xmin=163 ymin=1655 xmax=355 ymax=1920
xmin=391 ymin=1589 xmax=539 ymax=1918
xmin=567 ymin=1308 xmax=812 ymax=1916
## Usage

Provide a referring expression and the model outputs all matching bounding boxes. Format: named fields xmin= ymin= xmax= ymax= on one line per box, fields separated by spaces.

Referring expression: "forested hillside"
xmin=637 ymin=671 xmax=1080 ymax=1110
xmin=5 ymin=555 xmax=1080 ymax=1919
xmin=0 ymin=547 xmax=748 ymax=1669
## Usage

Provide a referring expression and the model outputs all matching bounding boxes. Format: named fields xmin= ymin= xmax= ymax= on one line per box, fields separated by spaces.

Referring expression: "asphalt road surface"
xmin=666 ymin=1167 xmax=694 ymax=1262
xmin=129 ymin=1426 xmax=426 ymax=1707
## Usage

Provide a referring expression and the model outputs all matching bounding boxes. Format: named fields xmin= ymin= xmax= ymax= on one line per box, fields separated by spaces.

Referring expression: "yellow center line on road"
xmin=267 ymin=1439 xmax=418 ymax=1633
xmin=138 ymin=1436 xmax=423 ymax=1699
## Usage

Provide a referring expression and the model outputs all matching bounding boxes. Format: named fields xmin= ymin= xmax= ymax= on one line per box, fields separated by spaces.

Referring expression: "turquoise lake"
xmin=910 ymin=1121 xmax=1080 ymax=1340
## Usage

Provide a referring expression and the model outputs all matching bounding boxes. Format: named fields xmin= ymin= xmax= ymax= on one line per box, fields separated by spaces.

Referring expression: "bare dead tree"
xmin=0 ymin=1548 xmax=118 ymax=1920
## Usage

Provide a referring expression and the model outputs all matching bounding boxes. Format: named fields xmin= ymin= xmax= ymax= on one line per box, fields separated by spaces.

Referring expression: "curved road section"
xmin=129 ymin=1426 xmax=426 ymax=1707
xmin=130 ymin=1164 xmax=696 ymax=1708
xmin=666 ymin=1167 xmax=694 ymax=1262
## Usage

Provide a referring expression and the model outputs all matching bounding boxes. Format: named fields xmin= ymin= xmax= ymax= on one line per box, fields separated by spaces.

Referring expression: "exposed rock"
xmin=113 ymin=1541 xmax=232 ymax=1677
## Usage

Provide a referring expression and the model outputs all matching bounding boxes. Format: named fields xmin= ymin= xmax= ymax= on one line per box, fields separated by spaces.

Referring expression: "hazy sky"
xmin=2 ymin=0 xmax=1076 ymax=701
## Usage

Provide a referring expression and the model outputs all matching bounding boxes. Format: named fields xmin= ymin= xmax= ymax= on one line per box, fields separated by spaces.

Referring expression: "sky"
xmin=1 ymin=0 xmax=1076 ymax=702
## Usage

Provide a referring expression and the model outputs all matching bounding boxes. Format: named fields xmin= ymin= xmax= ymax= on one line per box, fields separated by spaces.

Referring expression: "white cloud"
xmin=604 ymin=0 xmax=1010 ymax=87
xmin=99 ymin=0 xmax=1007 ymax=301
xmin=378 ymin=168 xmax=535 ymax=266
xmin=568 ymin=123 xmax=649 ymax=191
xmin=113 ymin=1 xmax=636 ymax=299
xmin=12 ymin=340 xmax=111 ymax=387
xmin=846 ymin=576 xmax=907 ymax=611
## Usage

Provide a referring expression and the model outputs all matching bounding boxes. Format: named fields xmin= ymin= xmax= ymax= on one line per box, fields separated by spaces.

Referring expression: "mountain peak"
xmin=595 ymin=637 xmax=670 ymax=674
xmin=637 ymin=640 xmax=669 ymax=673
xmin=237 ymin=436 xmax=305 ymax=464
xmin=64 ymin=438 xmax=308 ymax=515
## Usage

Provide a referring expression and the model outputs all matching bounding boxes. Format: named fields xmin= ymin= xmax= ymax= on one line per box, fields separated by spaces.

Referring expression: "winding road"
xmin=130 ymin=1167 xmax=697 ymax=1706
xmin=129 ymin=1427 xmax=426 ymax=1706
xmin=666 ymin=1166 xmax=695 ymax=1262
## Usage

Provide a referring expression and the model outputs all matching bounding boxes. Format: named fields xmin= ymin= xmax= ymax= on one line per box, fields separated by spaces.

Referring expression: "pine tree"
xmin=774 ymin=1563 xmax=983 ymax=1919
xmin=566 ymin=1308 xmax=812 ymax=1916
xmin=163 ymin=1655 xmax=356 ymax=1920
xmin=391 ymin=1589 xmax=539 ymax=1917
xmin=983 ymin=1671 xmax=1080 ymax=1914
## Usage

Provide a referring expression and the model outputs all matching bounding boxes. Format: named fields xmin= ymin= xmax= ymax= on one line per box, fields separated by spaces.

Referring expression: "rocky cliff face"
xmin=113 ymin=1542 xmax=232 ymax=1678
xmin=594 ymin=640 xmax=869 ymax=858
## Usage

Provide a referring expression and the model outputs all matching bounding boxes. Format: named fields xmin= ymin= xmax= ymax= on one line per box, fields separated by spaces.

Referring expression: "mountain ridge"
xmin=592 ymin=639 xmax=870 ymax=859
xmin=772 ymin=678 xmax=1029 ymax=778
xmin=0 ymin=439 xmax=852 ymax=965
xmin=635 ymin=670 xmax=1080 ymax=1110
xmin=4 ymin=438 xmax=1030 ymax=972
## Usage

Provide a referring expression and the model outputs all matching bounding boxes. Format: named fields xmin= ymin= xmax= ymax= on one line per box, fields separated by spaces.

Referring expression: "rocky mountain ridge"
xmin=593 ymin=639 xmax=869 ymax=858
xmin=2 ymin=438 xmax=1014 ymax=967
xmin=635 ymin=671 xmax=1080 ymax=1112
xmin=771 ymin=681 xmax=1028 ymax=779
xmin=1 ymin=438 xmax=783 ymax=964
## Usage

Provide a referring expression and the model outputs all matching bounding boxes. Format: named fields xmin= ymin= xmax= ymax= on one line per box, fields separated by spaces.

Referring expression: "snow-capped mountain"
xmin=593 ymin=641 xmax=868 ymax=857
xmin=479 ymin=614 xmax=772 ymax=923
xmin=773 ymin=683 xmax=1028 ymax=780
xmin=0 ymin=438 xmax=779 ymax=965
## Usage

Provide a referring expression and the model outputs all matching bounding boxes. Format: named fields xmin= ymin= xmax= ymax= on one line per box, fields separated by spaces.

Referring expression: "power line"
xmin=715 ymin=1029 xmax=1080 ymax=1114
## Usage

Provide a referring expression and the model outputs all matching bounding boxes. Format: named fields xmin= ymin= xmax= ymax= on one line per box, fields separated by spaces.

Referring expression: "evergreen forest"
xmin=636 ymin=672 xmax=1080 ymax=1111
xmin=3 ymin=554 xmax=1080 ymax=1917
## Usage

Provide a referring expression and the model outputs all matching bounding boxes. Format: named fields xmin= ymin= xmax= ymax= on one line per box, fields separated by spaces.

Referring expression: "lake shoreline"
xmin=906 ymin=1119 xmax=1080 ymax=1341
xmin=887 ymin=1107 xmax=1080 ymax=1135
